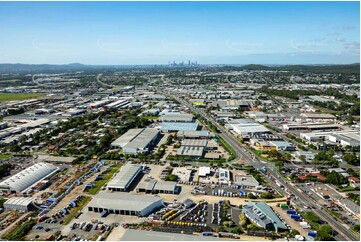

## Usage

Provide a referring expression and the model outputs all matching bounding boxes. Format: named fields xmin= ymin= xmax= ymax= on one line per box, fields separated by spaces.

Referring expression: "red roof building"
xmin=298 ymin=173 xmax=327 ymax=181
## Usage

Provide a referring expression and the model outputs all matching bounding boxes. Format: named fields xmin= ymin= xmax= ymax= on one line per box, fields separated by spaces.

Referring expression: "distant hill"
xmin=238 ymin=63 xmax=360 ymax=74
xmin=0 ymin=63 xmax=91 ymax=73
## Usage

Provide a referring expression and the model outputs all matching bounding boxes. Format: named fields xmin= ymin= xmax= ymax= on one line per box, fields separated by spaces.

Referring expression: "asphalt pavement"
xmin=170 ymin=94 xmax=359 ymax=241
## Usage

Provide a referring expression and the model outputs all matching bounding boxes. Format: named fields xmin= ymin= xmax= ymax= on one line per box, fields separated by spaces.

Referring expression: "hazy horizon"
xmin=0 ymin=1 xmax=359 ymax=65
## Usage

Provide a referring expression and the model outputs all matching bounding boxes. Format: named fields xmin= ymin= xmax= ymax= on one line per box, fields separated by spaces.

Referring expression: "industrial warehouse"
xmin=137 ymin=180 xmax=178 ymax=194
xmin=225 ymin=119 xmax=271 ymax=137
xmin=87 ymin=192 xmax=164 ymax=217
xmin=3 ymin=197 xmax=35 ymax=212
xmin=242 ymin=201 xmax=287 ymax=231
xmin=0 ymin=162 xmax=59 ymax=194
xmin=111 ymin=128 xmax=160 ymax=154
xmin=158 ymin=113 xmax=195 ymax=123
xmin=160 ymin=122 xmax=200 ymax=132
xmin=106 ymin=163 xmax=142 ymax=192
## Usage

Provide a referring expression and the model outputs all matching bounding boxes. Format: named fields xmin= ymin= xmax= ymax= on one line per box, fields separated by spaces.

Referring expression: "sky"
xmin=0 ymin=1 xmax=359 ymax=65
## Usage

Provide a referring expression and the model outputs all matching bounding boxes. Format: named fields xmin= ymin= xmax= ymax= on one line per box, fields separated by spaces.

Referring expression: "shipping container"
xmin=47 ymin=198 xmax=56 ymax=203
xmin=307 ymin=231 xmax=317 ymax=238
xmin=286 ymin=210 xmax=297 ymax=215
xmin=291 ymin=214 xmax=301 ymax=220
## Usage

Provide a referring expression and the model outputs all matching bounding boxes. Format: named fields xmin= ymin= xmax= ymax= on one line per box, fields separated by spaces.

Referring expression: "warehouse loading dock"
xmin=87 ymin=192 xmax=164 ymax=217
xmin=137 ymin=180 xmax=179 ymax=194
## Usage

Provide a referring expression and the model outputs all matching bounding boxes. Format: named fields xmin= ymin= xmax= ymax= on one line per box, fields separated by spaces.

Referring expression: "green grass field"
xmin=0 ymin=154 xmax=12 ymax=159
xmin=86 ymin=164 xmax=122 ymax=195
xmin=192 ymin=102 xmax=204 ymax=105
xmin=0 ymin=93 xmax=45 ymax=102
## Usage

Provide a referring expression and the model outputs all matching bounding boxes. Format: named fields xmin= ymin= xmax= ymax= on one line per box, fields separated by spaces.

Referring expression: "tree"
xmin=230 ymin=226 xmax=242 ymax=234
xmin=322 ymin=171 xmax=349 ymax=186
xmin=223 ymin=221 xmax=233 ymax=227
xmin=346 ymin=168 xmax=358 ymax=177
xmin=247 ymin=193 xmax=255 ymax=199
xmin=0 ymin=163 xmax=13 ymax=179
xmin=165 ymin=174 xmax=178 ymax=181
xmin=317 ymin=225 xmax=334 ymax=241
xmin=343 ymin=153 xmax=359 ymax=165
xmin=260 ymin=192 xmax=274 ymax=199
xmin=239 ymin=213 xmax=248 ymax=229
xmin=217 ymin=226 xmax=225 ymax=232
xmin=352 ymin=224 xmax=360 ymax=232
xmin=99 ymin=134 xmax=112 ymax=148
xmin=166 ymin=135 xmax=173 ymax=145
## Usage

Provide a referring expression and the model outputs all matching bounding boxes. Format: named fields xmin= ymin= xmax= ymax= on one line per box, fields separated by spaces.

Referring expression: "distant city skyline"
xmin=0 ymin=1 xmax=359 ymax=65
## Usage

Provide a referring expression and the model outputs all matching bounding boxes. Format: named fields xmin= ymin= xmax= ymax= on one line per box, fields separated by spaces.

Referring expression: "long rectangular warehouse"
xmin=87 ymin=192 xmax=164 ymax=217
xmin=283 ymin=123 xmax=340 ymax=131
xmin=111 ymin=128 xmax=160 ymax=154
xmin=107 ymin=163 xmax=142 ymax=192
xmin=159 ymin=113 xmax=194 ymax=123
xmin=160 ymin=122 xmax=200 ymax=132
xmin=0 ymin=162 xmax=59 ymax=194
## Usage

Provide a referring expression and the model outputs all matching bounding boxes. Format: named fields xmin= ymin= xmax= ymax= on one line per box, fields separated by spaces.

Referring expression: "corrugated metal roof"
xmin=138 ymin=179 xmax=158 ymax=191
xmin=0 ymin=162 xmax=58 ymax=193
xmin=181 ymin=139 xmax=208 ymax=147
xmin=154 ymin=181 xmax=176 ymax=191
xmin=124 ymin=129 xmax=159 ymax=150
xmin=4 ymin=197 xmax=34 ymax=206
xmin=107 ymin=163 xmax=141 ymax=189
xmin=161 ymin=122 xmax=199 ymax=131
xmin=111 ymin=129 xmax=143 ymax=148
xmin=87 ymin=192 xmax=163 ymax=212
xmin=253 ymin=202 xmax=287 ymax=229
xmin=177 ymin=130 xmax=214 ymax=138
xmin=177 ymin=146 xmax=204 ymax=157
xmin=159 ymin=114 xmax=194 ymax=122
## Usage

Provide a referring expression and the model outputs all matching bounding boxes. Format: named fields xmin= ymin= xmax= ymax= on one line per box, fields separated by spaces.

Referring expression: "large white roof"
xmin=111 ymin=129 xmax=143 ymax=148
xmin=107 ymin=163 xmax=141 ymax=189
xmin=88 ymin=192 xmax=163 ymax=212
xmin=124 ymin=128 xmax=159 ymax=150
xmin=0 ymin=162 xmax=58 ymax=193
xmin=199 ymin=167 xmax=211 ymax=176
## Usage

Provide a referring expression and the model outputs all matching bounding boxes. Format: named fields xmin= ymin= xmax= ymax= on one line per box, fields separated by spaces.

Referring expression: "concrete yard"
xmin=273 ymin=206 xmax=311 ymax=237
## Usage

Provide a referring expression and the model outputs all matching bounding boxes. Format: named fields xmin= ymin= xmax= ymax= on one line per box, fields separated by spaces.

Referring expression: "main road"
xmin=169 ymin=93 xmax=359 ymax=241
